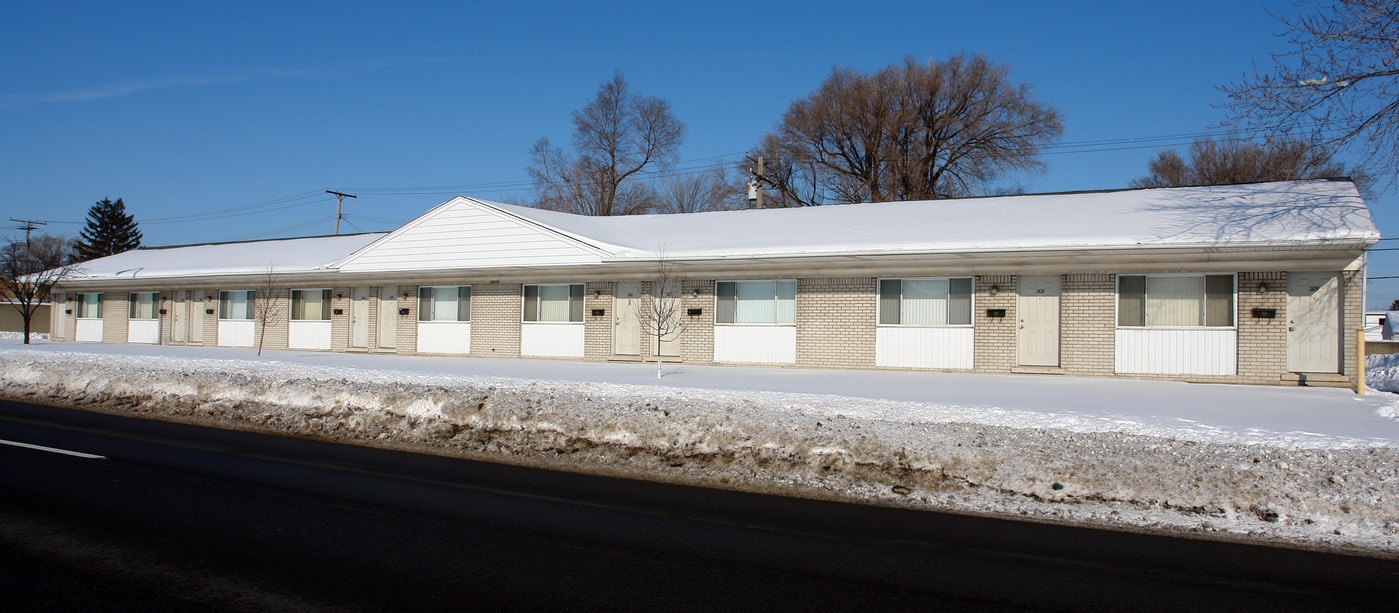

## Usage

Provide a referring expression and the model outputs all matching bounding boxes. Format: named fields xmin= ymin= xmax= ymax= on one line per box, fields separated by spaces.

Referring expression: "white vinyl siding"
xmin=876 ymin=277 xmax=974 ymax=369
xmin=288 ymin=289 xmax=332 ymax=350
xmin=1116 ymin=274 xmax=1237 ymax=375
xmin=335 ymin=200 xmax=604 ymax=273
xmin=713 ymin=280 xmax=796 ymax=364
xmin=418 ymin=286 xmax=471 ymax=322
xmin=521 ymin=283 xmax=584 ymax=357
xmin=416 ymin=286 xmax=471 ymax=354
xmin=219 ymin=290 xmax=255 ymax=320
xmin=217 ymin=290 xmax=256 ymax=347
xmin=290 ymin=289 xmax=331 ymax=321
xmin=75 ymin=293 xmax=104 ymax=342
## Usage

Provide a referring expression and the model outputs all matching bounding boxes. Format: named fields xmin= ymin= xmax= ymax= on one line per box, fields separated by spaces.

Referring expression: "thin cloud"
xmin=0 ymin=57 xmax=456 ymax=109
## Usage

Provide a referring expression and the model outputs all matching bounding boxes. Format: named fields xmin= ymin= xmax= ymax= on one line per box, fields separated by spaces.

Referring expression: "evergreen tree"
xmin=73 ymin=197 xmax=142 ymax=261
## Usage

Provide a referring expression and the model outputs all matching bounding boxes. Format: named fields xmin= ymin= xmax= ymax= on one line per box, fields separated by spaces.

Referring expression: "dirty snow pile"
xmin=3 ymin=345 xmax=1399 ymax=556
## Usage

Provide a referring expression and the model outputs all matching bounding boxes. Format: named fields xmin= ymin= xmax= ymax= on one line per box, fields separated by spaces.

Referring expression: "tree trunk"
xmin=21 ymin=312 xmax=31 ymax=345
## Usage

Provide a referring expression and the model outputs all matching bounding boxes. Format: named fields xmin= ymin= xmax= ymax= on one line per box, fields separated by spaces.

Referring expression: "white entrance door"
xmin=190 ymin=293 xmax=204 ymax=343
xmin=350 ymin=286 xmax=370 ymax=348
xmin=1287 ymin=271 xmax=1340 ymax=373
xmin=172 ymin=291 xmax=187 ymax=343
xmin=1018 ymin=275 xmax=1061 ymax=367
xmin=614 ymin=281 xmax=642 ymax=356
xmin=53 ymin=293 xmax=67 ymax=340
xmin=377 ymin=286 xmax=397 ymax=349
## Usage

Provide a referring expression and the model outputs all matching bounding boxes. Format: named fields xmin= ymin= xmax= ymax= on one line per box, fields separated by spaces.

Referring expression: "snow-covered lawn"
xmin=3 ymin=337 xmax=1398 ymax=556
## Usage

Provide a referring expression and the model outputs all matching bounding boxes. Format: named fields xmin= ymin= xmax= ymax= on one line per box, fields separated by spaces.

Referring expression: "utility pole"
xmin=9 ymin=217 xmax=47 ymax=248
xmin=325 ymin=190 xmax=357 ymax=235
xmin=747 ymin=156 xmax=765 ymax=209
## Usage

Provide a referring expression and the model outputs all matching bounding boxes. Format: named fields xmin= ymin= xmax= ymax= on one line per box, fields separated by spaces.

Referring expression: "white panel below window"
xmin=218 ymin=321 xmax=256 ymax=347
xmin=876 ymin=327 xmax=974 ymax=369
xmin=1115 ymin=328 xmax=1237 ymax=376
xmin=289 ymin=321 xmax=333 ymax=350
xmin=75 ymin=319 xmax=103 ymax=342
xmin=417 ymin=321 xmax=472 ymax=354
xmin=127 ymin=320 xmax=160 ymax=344
xmin=521 ymin=322 xmax=584 ymax=357
xmin=713 ymin=326 xmax=796 ymax=364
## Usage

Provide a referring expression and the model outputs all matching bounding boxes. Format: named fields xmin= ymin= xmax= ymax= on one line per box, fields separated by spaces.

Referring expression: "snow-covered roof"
xmin=60 ymin=179 xmax=1380 ymax=284
xmin=479 ymin=179 xmax=1378 ymax=262
xmin=68 ymin=233 xmax=386 ymax=281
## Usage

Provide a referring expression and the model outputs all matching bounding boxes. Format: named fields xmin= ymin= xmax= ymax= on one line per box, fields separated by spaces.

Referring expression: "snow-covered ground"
xmin=3 ymin=336 xmax=1399 ymax=557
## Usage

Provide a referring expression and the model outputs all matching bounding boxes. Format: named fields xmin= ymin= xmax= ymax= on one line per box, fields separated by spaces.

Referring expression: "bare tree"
xmin=748 ymin=54 xmax=1063 ymax=206
xmin=1221 ymin=1 xmax=1399 ymax=186
xmin=1131 ymin=136 xmax=1367 ymax=191
xmin=634 ymin=250 xmax=685 ymax=378
xmin=1 ymin=234 xmax=79 ymax=344
xmin=656 ymin=168 xmax=742 ymax=214
xmin=528 ymin=72 xmax=686 ymax=216
xmin=255 ymin=264 xmax=279 ymax=356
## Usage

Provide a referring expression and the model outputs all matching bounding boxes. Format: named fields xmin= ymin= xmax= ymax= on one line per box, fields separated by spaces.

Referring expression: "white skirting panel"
xmin=1115 ymin=328 xmax=1237 ymax=376
xmin=75 ymin=319 xmax=103 ymax=342
xmin=714 ymin=325 xmax=797 ymax=364
xmin=876 ymin=327 xmax=974 ymax=369
xmin=289 ymin=321 xmax=333 ymax=350
xmin=416 ymin=321 xmax=472 ymax=354
xmin=127 ymin=320 xmax=160 ymax=344
xmin=218 ymin=321 xmax=256 ymax=347
xmin=521 ymin=323 xmax=584 ymax=357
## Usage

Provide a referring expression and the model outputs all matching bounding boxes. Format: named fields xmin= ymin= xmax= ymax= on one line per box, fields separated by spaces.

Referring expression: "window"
xmin=1117 ymin=274 xmax=1234 ymax=327
xmin=77 ymin=293 xmax=102 ymax=319
xmin=878 ymin=278 xmax=972 ymax=326
xmin=128 ymin=292 xmax=158 ymax=320
xmin=291 ymin=289 xmax=332 ymax=321
xmin=523 ymin=284 xmax=583 ymax=322
xmin=716 ymin=280 xmax=796 ymax=325
xmin=218 ymin=290 xmax=255 ymax=320
xmin=419 ymin=286 xmax=471 ymax=322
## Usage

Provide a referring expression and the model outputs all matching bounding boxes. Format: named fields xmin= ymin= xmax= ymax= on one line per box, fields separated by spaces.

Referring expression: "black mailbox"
xmin=591 ymin=309 xmax=605 ymax=317
xmin=986 ymin=308 xmax=1006 ymax=318
xmin=687 ymin=308 xmax=703 ymax=316
xmin=398 ymin=308 xmax=410 ymax=316
xmin=159 ymin=309 xmax=167 ymax=315
xmin=64 ymin=309 xmax=72 ymax=314
xmin=332 ymin=308 xmax=344 ymax=315
xmin=1251 ymin=308 xmax=1277 ymax=319
xmin=205 ymin=309 xmax=215 ymax=315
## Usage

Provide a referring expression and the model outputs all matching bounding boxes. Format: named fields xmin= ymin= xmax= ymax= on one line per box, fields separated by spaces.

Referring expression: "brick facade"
xmin=57 ymin=265 xmax=1369 ymax=388
xmin=795 ymin=277 xmax=876 ymax=369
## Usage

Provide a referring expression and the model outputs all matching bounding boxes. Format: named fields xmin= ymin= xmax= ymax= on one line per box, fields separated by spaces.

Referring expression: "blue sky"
xmin=4 ymin=1 xmax=1397 ymax=306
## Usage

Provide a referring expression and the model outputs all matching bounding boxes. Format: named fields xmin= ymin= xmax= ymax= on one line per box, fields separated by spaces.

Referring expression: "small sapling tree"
xmin=635 ymin=249 xmax=686 ymax=378
xmin=255 ymin=264 xmax=280 ymax=356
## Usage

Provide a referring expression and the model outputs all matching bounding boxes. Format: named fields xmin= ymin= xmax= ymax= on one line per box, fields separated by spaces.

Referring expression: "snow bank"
xmin=2 ymin=347 xmax=1397 ymax=557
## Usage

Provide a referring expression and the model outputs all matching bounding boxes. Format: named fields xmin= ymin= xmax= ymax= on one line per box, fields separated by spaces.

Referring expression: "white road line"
xmin=0 ymin=439 xmax=107 ymax=459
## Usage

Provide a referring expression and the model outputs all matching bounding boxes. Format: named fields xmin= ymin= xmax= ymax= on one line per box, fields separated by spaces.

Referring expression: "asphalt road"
xmin=0 ymin=399 xmax=1395 ymax=611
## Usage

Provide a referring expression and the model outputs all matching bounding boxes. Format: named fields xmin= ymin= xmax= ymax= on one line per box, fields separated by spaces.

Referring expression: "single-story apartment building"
xmin=46 ymin=179 xmax=1379 ymax=387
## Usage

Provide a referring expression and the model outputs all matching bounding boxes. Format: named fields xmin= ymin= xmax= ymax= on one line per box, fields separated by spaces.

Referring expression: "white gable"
xmin=335 ymin=197 xmax=612 ymax=273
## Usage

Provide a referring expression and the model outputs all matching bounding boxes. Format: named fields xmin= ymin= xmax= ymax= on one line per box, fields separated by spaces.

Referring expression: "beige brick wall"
xmin=1342 ymin=268 xmax=1364 ymax=387
xmin=395 ymin=286 xmax=418 ymax=354
xmin=795 ymin=277 xmax=876 ymax=369
xmin=258 ymin=291 xmax=289 ymax=351
xmin=1060 ymin=274 xmax=1115 ymax=376
xmin=973 ymin=275 xmax=1017 ymax=372
xmin=469 ymin=282 xmax=522 ymax=358
xmin=585 ymin=282 xmax=612 ymax=360
xmin=1237 ymin=272 xmax=1288 ymax=384
xmin=53 ymin=265 xmax=1370 ymax=388
xmin=100 ymin=292 xmax=129 ymax=343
